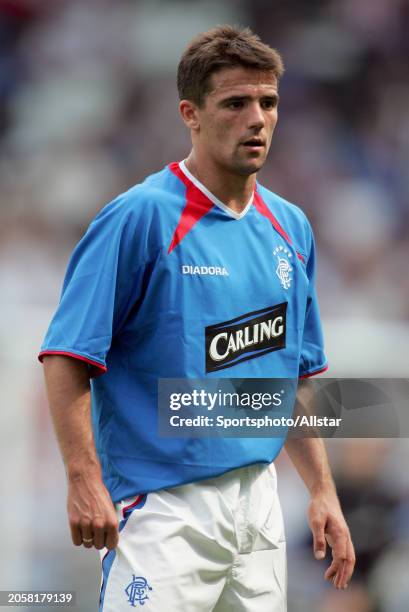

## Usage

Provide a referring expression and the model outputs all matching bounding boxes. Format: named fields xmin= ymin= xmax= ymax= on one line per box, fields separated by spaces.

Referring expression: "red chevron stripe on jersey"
xmin=253 ymin=189 xmax=292 ymax=244
xmin=254 ymin=189 xmax=307 ymax=263
xmin=168 ymin=162 xmax=306 ymax=262
xmin=168 ymin=162 xmax=214 ymax=254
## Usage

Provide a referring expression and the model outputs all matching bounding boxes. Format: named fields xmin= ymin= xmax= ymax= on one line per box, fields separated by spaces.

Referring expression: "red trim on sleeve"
xmin=253 ymin=190 xmax=292 ymax=245
xmin=167 ymin=162 xmax=214 ymax=254
xmin=296 ymin=252 xmax=305 ymax=263
xmin=38 ymin=351 xmax=107 ymax=377
xmin=299 ymin=364 xmax=328 ymax=379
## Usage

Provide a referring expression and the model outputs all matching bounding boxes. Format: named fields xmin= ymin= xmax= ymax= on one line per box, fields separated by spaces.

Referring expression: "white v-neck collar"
xmin=179 ymin=159 xmax=254 ymax=220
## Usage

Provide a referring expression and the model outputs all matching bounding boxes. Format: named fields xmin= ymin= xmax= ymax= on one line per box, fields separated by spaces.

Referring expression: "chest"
xmin=135 ymin=210 xmax=308 ymax=339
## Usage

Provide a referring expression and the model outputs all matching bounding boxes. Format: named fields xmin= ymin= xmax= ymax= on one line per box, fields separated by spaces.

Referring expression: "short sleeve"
xmin=38 ymin=194 xmax=146 ymax=377
xmin=298 ymin=225 xmax=328 ymax=379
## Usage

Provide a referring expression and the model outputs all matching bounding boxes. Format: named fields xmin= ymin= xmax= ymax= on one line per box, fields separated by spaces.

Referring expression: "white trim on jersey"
xmin=179 ymin=159 xmax=254 ymax=220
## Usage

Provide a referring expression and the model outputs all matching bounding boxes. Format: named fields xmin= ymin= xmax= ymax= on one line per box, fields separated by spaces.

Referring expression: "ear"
xmin=179 ymin=100 xmax=201 ymax=132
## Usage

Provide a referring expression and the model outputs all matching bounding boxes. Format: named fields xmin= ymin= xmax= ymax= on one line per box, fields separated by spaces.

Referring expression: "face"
xmin=181 ymin=66 xmax=279 ymax=176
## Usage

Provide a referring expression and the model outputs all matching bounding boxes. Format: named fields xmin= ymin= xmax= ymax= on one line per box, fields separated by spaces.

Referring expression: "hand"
xmin=308 ymin=491 xmax=355 ymax=589
xmin=67 ymin=471 xmax=119 ymax=551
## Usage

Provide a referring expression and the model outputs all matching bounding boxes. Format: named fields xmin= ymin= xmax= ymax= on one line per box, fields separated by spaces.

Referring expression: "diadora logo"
xmin=125 ymin=575 xmax=153 ymax=607
xmin=205 ymin=303 xmax=287 ymax=372
xmin=182 ymin=265 xmax=229 ymax=276
xmin=273 ymin=246 xmax=293 ymax=290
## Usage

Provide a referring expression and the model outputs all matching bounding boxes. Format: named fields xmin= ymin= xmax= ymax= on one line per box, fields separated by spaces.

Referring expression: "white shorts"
xmin=99 ymin=463 xmax=287 ymax=611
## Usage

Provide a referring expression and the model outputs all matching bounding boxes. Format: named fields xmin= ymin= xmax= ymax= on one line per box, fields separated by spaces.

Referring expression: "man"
xmin=39 ymin=25 xmax=355 ymax=611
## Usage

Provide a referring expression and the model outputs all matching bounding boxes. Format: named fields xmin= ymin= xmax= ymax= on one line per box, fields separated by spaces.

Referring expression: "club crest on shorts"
xmin=125 ymin=575 xmax=153 ymax=607
xmin=273 ymin=246 xmax=293 ymax=290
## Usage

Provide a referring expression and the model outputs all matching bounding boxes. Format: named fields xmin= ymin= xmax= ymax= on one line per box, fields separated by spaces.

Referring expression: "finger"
xmin=330 ymin=560 xmax=343 ymax=589
xmin=69 ymin=521 xmax=83 ymax=547
xmin=327 ymin=566 xmax=342 ymax=590
xmin=325 ymin=537 xmax=348 ymax=589
xmin=346 ymin=538 xmax=356 ymax=576
xmin=339 ymin=539 xmax=356 ymax=589
xmin=338 ymin=555 xmax=353 ymax=589
xmin=327 ymin=529 xmax=347 ymax=571
xmin=80 ymin=522 xmax=94 ymax=548
xmin=105 ymin=521 xmax=119 ymax=550
xmin=331 ymin=533 xmax=347 ymax=560
xmin=92 ymin=522 xmax=106 ymax=550
xmin=324 ymin=548 xmax=344 ymax=582
xmin=325 ymin=559 xmax=339 ymax=582
xmin=311 ymin=519 xmax=326 ymax=560
xmin=335 ymin=560 xmax=347 ymax=589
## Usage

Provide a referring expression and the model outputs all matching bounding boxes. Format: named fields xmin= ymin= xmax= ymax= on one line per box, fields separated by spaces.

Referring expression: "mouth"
xmin=241 ymin=137 xmax=265 ymax=150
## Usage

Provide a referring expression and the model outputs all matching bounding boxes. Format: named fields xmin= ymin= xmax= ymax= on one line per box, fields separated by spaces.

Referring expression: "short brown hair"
xmin=177 ymin=25 xmax=284 ymax=107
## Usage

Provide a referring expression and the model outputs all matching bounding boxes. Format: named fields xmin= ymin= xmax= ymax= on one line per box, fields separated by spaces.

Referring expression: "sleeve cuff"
xmin=38 ymin=350 xmax=107 ymax=378
xmin=299 ymin=363 xmax=328 ymax=379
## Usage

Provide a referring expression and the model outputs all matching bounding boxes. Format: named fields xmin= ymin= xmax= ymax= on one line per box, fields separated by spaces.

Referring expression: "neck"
xmin=184 ymin=151 xmax=256 ymax=214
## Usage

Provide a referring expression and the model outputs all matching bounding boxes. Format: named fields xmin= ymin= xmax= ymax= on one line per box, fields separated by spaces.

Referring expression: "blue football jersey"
xmin=39 ymin=160 xmax=327 ymax=502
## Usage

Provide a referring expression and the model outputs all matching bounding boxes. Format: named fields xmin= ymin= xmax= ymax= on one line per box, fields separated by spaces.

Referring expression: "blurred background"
xmin=0 ymin=0 xmax=408 ymax=610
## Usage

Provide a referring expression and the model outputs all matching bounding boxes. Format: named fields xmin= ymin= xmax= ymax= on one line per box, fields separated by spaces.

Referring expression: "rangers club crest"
xmin=273 ymin=246 xmax=293 ymax=290
xmin=125 ymin=575 xmax=153 ymax=607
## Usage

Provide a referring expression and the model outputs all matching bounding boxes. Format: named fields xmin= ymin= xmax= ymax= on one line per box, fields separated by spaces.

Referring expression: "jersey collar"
xmin=179 ymin=159 xmax=254 ymax=220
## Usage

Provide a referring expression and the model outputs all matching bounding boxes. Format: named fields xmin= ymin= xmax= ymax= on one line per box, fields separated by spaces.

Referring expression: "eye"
xmin=261 ymin=97 xmax=278 ymax=110
xmin=227 ymin=99 xmax=244 ymax=109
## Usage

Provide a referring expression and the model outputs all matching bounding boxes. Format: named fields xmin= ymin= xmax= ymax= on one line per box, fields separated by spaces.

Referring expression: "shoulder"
xmin=92 ymin=165 xmax=184 ymax=228
xmin=256 ymin=183 xmax=314 ymax=257
xmin=82 ymin=165 xmax=183 ymax=257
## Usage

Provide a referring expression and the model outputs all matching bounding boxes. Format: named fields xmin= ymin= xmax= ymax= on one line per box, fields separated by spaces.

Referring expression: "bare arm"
xmin=284 ymin=380 xmax=355 ymax=589
xmin=43 ymin=355 xmax=118 ymax=550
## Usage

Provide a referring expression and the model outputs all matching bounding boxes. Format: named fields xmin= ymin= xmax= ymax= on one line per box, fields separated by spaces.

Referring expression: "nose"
xmin=247 ymin=101 xmax=265 ymax=130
